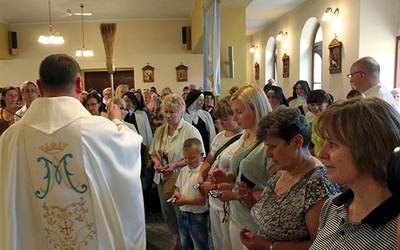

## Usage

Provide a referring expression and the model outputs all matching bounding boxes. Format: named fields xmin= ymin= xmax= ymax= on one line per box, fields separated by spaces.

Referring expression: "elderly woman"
xmin=209 ymin=84 xmax=274 ymax=250
xmin=0 ymin=86 xmax=20 ymax=135
xmin=149 ymin=94 xmax=204 ymax=250
xmin=309 ymin=98 xmax=400 ymax=249
xmin=264 ymin=85 xmax=289 ymax=110
xmin=115 ymin=84 xmax=129 ymax=98
xmin=237 ymin=107 xmax=340 ymax=250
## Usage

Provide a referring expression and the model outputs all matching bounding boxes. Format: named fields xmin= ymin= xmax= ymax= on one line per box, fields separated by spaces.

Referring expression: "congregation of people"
xmin=2 ymin=54 xmax=400 ymax=250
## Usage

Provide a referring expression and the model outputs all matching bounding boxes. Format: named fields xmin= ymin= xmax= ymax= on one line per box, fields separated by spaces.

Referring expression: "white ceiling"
xmin=0 ymin=0 xmax=310 ymax=36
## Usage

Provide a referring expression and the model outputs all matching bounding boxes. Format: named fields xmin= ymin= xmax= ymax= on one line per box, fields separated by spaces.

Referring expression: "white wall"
xmin=247 ymin=0 xmax=400 ymax=100
xmin=0 ymin=19 xmax=203 ymax=94
xmin=359 ymin=0 xmax=398 ymax=89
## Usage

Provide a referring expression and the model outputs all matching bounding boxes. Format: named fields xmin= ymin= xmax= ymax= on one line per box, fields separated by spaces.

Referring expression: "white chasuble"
xmin=0 ymin=97 xmax=146 ymax=250
xmin=24 ymin=120 xmax=98 ymax=250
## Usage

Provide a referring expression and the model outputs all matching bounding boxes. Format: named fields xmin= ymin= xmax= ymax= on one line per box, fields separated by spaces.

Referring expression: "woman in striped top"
xmin=310 ymin=97 xmax=400 ymax=250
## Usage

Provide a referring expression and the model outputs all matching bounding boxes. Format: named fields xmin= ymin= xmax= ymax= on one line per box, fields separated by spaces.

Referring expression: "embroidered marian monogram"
xmin=24 ymin=121 xmax=98 ymax=249
xmin=35 ymin=142 xmax=88 ymax=199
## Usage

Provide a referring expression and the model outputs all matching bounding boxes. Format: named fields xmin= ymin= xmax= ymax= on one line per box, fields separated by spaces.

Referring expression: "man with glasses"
xmin=348 ymin=56 xmax=398 ymax=111
xmin=15 ymin=80 xmax=38 ymax=121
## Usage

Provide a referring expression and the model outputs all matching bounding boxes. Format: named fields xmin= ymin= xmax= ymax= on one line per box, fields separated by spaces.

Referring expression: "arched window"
xmin=265 ymin=37 xmax=277 ymax=85
xmin=313 ymin=26 xmax=322 ymax=90
xmin=274 ymin=48 xmax=278 ymax=81
xmin=299 ymin=17 xmax=320 ymax=86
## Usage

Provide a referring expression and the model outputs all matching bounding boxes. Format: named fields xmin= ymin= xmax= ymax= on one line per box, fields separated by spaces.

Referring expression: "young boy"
xmin=170 ymin=138 xmax=209 ymax=250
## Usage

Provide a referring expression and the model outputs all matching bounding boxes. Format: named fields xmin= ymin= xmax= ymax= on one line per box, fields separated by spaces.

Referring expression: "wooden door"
xmin=83 ymin=68 xmax=134 ymax=92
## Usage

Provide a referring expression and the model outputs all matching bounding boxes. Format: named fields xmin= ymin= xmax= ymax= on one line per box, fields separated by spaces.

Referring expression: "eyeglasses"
xmin=347 ymin=71 xmax=364 ymax=79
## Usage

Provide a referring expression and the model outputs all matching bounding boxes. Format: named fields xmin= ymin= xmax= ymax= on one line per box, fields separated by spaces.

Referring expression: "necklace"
xmin=244 ymin=134 xmax=257 ymax=147
xmin=275 ymin=155 xmax=312 ymax=193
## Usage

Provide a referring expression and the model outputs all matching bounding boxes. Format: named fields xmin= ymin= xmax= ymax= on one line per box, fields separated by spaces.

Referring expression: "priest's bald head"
xmin=36 ymin=54 xmax=83 ymax=99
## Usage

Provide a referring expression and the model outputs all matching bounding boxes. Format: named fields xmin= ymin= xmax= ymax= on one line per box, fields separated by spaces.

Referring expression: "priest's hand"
xmin=107 ymin=102 xmax=122 ymax=121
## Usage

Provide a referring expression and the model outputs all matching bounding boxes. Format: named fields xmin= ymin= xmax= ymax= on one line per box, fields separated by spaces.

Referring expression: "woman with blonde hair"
xmin=149 ymin=94 xmax=204 ymax=250
xmin=210 ymin=83 xmax=274 ymax=250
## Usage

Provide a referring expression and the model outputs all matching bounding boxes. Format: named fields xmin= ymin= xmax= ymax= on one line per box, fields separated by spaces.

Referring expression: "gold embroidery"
xmin=42 ymin=197 xmax=96 ymax=249
xmin=39 ymin=142 xmax=69 ymax=154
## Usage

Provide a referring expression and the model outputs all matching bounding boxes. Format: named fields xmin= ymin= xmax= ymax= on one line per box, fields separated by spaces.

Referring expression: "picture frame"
xmin=142 ymin=64 xmax=154 ymax=82
xmin=254 ymin=62 xmax=260 ymax=80
xmin=328 ymin=38 xmax=342 ymax=74
xmin=176 ymin=63 xmax=188 ymax=82
xmin=282 ymin=53 xmax=290 ymax=78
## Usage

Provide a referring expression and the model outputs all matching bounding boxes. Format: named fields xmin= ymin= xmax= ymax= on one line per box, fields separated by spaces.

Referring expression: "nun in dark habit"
xmin=183 ymin=89 xmax=216 ymax=155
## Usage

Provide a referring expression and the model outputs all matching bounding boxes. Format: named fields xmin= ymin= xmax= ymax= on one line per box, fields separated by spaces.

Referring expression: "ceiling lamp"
xmin=38 ymin=0 xmax=65 ymax=45
xmin=76 ymin=4 xmax=93 ymax=57
xmin=67 ymin=8 xmax=92 ymax=16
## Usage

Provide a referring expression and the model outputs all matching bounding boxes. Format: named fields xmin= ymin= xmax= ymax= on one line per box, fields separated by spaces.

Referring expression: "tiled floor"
xmin=146 ymin=212 xmax=174 ymax=250
xmin=145 ymin=211 xmax=215 ymax=250
xmin=144 ymin=180 xmax=214 ymax=249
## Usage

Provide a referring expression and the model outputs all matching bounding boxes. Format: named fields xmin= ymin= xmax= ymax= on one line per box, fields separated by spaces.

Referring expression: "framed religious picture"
xmin=282 ymin=53 xmax=290 ymax=78
xmin=176 ymin=63 xmax=188 ymax=82
xmin=142 ymin=64 xmax=154 ymax=82
xmin=255 ymin=62 xmax=260 ymax=80
xmin=328 ymin=38 xmax=342 ymax=74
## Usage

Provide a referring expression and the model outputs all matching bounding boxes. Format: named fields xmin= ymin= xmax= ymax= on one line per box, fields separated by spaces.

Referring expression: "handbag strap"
xmin=157 ymin=126 xmax=166 ymax=163
xmin=243 ymin=140 xmax=263 ymax=160
xmin=236 ymin=140 xmax=263 ymax=182
xmin=159 ymin=125 xmax=165 ymax=151
xmin=213 ymin=133 xmax=242 ymax=162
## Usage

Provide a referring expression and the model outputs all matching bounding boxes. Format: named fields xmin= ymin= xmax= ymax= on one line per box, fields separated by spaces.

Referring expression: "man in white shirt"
xmin=348 ymin=56 xmax=399 ymax=111
xmin=0 ymin=54 xmax=146 ymax=250
xmin=15 ymin=80 xmax=38 ymax=121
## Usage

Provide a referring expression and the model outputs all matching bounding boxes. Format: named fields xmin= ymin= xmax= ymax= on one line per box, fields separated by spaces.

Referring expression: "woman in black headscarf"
xmin=184 ymin=90 xmax=216 ymax=155
xmin=264 ymin=85 xmax=289 ymax=110
xmin=123 ymin=92 xmax=153 ymax=149
xmin=288 ymin=80 xmax=311 ymax=115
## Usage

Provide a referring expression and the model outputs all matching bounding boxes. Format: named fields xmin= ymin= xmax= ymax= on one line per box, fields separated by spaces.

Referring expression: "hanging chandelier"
xmin=76 ymin=4 xmax=93 ymax=57
xmin=38 ymin=0 xmax=65 ymax=44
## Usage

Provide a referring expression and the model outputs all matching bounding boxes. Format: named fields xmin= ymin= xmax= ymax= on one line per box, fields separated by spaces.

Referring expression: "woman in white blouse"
xmin=149 ymin=94 xmax=204 ymax=250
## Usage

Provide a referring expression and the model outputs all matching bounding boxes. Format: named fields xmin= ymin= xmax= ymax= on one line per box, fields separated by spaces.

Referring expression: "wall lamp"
xmin=249 ymin=45 xmax=258 ymax=53
xmin=322 ymin=7 xmax=339 ymax=21
xmin=276 ymin=31 xmax=288 ymax=41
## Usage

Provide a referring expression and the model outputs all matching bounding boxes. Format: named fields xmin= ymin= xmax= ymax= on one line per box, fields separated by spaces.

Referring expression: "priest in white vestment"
xmin=0 ymin=54 xmax=146 ymax=250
